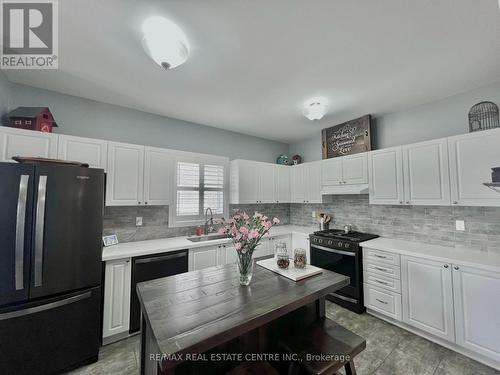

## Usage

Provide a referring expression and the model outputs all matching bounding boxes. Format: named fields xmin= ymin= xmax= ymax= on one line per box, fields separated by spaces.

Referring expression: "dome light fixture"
xmin=142 ymin=16 xmax=189 ymax=70
xmin=303 ymin=97 xmax=328 ymax=121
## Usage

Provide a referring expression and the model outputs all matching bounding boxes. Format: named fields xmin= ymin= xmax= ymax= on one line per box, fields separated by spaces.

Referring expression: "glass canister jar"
xmin=294 ymin=248 xmax=307 ymax=269
xmin=275 ymin=242 xmax=289 ymax=269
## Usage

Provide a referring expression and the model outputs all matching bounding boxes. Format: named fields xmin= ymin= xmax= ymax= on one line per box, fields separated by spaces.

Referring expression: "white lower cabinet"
xmin=219 ymin=244 xmax=238 ymax=265
xmin=401 ymin=256 xmax=455 ymax=342
xmin=189 ymin=245 xmax=220 ymax=271
xmin=253 ymin=238 xmax=271 ymax=258
xmin=453 ymin=265 xmax=500 ymax=362
xmin=364 ymin=283 xmax=402 ymax=320
xmin=365 ymin=246 xmax=500 ymax=367
xmin=292 ymin=233 xmax=310 ymax=263
xmin=102 ymin=259 xmax=132 ymax=340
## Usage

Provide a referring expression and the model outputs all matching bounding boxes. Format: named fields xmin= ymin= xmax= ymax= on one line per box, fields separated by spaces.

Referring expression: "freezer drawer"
xmin=0 ymin=286 xmax=101 ymax=375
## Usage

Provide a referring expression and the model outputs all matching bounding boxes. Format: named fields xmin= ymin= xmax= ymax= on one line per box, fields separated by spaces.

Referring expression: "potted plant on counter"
xmin=218 ymin=210 xmax=279 ymax=285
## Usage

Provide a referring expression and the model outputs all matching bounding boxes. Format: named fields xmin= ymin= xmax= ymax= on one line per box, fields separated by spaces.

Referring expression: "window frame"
xmin=169 ymin=152 xmax=229 ymax=228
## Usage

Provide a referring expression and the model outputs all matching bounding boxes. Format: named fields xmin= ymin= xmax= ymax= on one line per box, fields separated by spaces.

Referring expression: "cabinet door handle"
xmin=373 ymin=254 xmax=387 ymax=259
xmin=374 ymin=279 xmax=388 ymax=285
xmin=399 ymin=201 xmax=403 ymax=204
xmin=444 ymin=264 xmax=449 ymax=268
xmin=453 ymin=201 xmax=458 ymax=205
xmin=375 ymin=298 xmax=388 ymax=305
xmin=373 ymin=266 xmax=388 ymax=272
xmin=453 ymin=266 xmax=460 ymax=270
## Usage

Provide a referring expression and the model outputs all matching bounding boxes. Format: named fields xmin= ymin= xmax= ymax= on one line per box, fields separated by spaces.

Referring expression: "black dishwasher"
xmin=129 ymin=250 xmax=188 ymax=333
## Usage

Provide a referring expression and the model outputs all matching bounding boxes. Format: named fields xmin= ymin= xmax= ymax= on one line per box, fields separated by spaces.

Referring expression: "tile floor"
xmin=68 ymin=302 xmax=500 ymax=375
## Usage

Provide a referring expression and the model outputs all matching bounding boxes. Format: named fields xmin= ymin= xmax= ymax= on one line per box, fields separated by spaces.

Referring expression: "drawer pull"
xmin=373 ymin=254 xmax=387 ymax=259
xmin=373 ymin=266 xmax=388 ymax=272
xmin=374 ymin=279 xmax=388 ymax=285
xmin=376 ymin=298 xmax=388 ymax=305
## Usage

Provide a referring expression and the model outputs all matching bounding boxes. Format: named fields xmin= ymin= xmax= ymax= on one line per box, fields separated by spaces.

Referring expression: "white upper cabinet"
xmin=401 ymin=256 xmax=455 ymax=342
xmin=323 ymin=153 xmax=368 ymax=186
xmin=0 ymin=126 xmax=57 ymax=162
xmin=448 ymin=128 xmax=500 ymax=207
xmin=143 ymin=147 xmax=173 ymax=206
xmin=290 ymin=164 xmax=306 ymax=203
xmin=322 ymin=157 xmax=343 ymax=185
xmin=106 ymin=142 xmax=145 ymax=206
xmin=342 ymin=153 xmax=368 ymax=184
xmin=260 ymin=162 xmax=276 ymax=203
xmin=57 ymin=134 xmax=108 ymax=169
xmin=305 ymin=161 xmax=322 ymax=203
xmin=291 ymin=162 xmax=322 ymax=203
xmin=369 ymin=146 xmax=404 ymax=205
xmin=402 ymin=138 xmax=451 ymax=206
xmin=230 ymin=160 xmax=291 ymax=204
xmin=453 ymin=265 xmax=500 ymax=362
xmin=275 ymin=165 xmax=290 ymax=203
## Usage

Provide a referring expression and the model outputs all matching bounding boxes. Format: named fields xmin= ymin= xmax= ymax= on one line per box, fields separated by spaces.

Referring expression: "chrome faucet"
xmin=204 ymin=207 xmax=214 ymax=235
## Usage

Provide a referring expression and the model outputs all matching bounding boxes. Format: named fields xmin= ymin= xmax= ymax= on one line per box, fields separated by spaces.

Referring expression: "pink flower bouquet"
xmin=218 ymin=210 xmax=280 ymax=285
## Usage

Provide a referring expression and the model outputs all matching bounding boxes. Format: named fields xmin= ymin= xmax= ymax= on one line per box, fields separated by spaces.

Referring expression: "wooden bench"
xmin=279 ymin=318 xmax=366 ymax=375
xmin=227 ymin=361 xmax=279 ymax=375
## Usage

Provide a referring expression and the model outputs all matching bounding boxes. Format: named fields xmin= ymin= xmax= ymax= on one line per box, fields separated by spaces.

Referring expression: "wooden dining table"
xmin=137 ymin=262 xmax=349 ymax=375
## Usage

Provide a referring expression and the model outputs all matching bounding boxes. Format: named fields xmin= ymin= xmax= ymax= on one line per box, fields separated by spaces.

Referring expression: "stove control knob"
xmin=328 ymin=240 xmax=333 ymax=245
xmin=344 ymin=243 xmax=350 ymax=249
xmin=338 ymin=241 xmax=342 ymax=247
xmin=318 ymin=239 xmax=323 ymax=244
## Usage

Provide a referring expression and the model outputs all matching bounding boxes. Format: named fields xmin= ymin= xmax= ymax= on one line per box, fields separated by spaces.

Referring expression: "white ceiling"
xmin=5 ymin=0 xmax=500 ymax=143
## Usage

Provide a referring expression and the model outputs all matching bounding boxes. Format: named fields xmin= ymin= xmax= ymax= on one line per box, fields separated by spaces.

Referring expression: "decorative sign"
xmin=321 ymin=115 xmax=372 ymax=159
xmin=102 ymin=234 xmax=119 ymax=247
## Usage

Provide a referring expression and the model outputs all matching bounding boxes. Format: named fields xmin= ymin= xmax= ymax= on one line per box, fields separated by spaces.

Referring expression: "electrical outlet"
xmin=455 ymin=220 xmax=465 ymax=231
xmin=136 ymin=217 xmax=143 ymax=227
xmin=311 ymin=211 xmax=316 ymax=218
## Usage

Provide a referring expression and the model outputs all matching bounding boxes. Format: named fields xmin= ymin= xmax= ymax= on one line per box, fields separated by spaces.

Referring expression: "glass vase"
xmin=237 ymin=252 xmax=254 ymax=286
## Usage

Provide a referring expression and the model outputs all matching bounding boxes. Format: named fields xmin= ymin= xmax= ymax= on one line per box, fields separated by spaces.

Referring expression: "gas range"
xmin=312 ymin=229 xmax=379 ymax=243
xmin=310 ymin=229 xmax=378 ymax=313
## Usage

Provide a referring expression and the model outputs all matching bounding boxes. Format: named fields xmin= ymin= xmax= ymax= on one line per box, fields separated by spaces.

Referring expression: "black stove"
xmin=310 ymin=229 xmax=378 ymax=313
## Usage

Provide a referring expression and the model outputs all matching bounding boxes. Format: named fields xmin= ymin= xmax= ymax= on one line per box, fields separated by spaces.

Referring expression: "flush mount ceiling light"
xmin=303 ymin=97 xmax=328 ymax=121
xmin=142 ymin=16 xmax=189 ymax=70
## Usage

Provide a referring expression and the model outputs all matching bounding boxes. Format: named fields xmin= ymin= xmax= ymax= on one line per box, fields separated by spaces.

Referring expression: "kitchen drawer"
xmin=364 ymin=271 xmax=402 ymax=293
xmin=364 ymin=283 xmax=402 ymax=321
xmin=363 ymin=248 xmax=400 ymax=266
xmin=364 ymin=260 xmax=401 ymax=280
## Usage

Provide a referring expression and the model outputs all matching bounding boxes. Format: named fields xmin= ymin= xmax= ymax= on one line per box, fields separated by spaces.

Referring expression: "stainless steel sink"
xmin=187 ymin=234 xmax=227 ymax=243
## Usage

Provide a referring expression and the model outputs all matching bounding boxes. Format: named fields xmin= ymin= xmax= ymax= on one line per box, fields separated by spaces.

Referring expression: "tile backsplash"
xmin=290 ymin=195 xmax=500 ymax=253
xmin=103 ymin=196 xmax=500 ymax=254
xmin=103 ymin=204 xmax=290 ymax=243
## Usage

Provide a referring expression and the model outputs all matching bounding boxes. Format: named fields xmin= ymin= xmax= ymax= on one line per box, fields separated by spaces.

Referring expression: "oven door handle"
xmin=311 ymin=244 xmax=356 ymax=257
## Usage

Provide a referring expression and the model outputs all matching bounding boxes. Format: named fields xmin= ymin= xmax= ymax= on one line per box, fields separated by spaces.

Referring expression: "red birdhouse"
xmin=7 ymin=107 xmax=58 ymax=133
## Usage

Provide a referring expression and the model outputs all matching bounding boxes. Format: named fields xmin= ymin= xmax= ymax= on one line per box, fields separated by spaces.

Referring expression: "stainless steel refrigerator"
xmin=0 ymin=162 xmax=104 ymax=374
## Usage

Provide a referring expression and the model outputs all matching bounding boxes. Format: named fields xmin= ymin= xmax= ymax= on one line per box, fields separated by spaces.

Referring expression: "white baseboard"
xmin=366 ymin=309 xmax=500 ymax=371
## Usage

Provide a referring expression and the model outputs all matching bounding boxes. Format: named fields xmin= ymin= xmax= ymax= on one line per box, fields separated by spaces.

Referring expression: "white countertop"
xmin=360 ymin=237 xmax=500 ymax=273
xmin=102 ymin=225 xmax=315 ymax=261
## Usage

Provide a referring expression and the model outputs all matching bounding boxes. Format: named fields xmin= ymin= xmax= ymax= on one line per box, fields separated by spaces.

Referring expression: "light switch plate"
xmin=455 ymin=220 xmax=465 ymax=231
xmin=311 ymin=211 xmax=316 ymax=218
xmin=136 ymin=217 xmax=143 ymax=227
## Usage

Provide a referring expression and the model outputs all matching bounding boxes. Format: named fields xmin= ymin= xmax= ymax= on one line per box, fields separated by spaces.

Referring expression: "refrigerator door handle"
xmin=34 ymin=175 xmax=47 ymax=287
xmin=15 ymin=174 xmax=30 ymax=290
xmin=0 ymin=291 xmax=92 ymax=321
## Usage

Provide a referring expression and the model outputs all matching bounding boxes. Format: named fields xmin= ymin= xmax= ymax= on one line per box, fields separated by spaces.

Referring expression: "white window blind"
xmin=171 ymin=156 xmax=228 ymax=227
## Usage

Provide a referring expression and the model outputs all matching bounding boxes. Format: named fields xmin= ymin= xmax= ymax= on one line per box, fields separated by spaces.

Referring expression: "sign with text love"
xmin=321 ymin=115 xmax=372 ymax=159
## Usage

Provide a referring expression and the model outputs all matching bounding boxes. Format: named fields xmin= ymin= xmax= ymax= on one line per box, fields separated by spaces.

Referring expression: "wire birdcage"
xmin=468 ymin=101 xmax=499 ymax=132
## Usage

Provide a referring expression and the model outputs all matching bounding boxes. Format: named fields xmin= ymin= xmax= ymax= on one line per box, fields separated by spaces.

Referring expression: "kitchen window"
xmin=170 ymin=154 xmax=229 ymax=227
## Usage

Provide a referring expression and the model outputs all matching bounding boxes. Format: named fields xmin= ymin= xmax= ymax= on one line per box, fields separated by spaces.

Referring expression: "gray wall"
xmin=290 ymin=81 xmax=500 ymax=162
xmin=290 ymin=196 xmax=500 ymax=254
xmin=10 ymin=83 xmax=288 ymax=162
xmin=0 ymin=72 xmax=11 ymax=119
